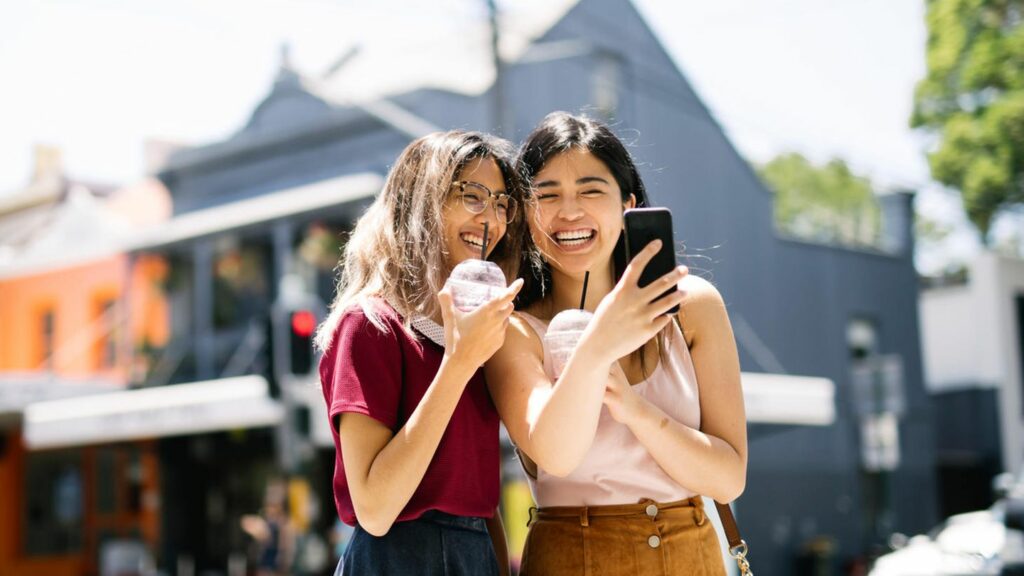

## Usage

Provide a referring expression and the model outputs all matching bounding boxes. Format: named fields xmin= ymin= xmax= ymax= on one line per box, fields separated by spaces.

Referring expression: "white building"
xmin=920 ymin=251 xmax=1024 ymax=517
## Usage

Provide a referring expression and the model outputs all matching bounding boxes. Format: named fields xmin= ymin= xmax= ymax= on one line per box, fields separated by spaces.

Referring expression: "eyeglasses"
xmin=450 ymin=181 xmax=518 ymax=224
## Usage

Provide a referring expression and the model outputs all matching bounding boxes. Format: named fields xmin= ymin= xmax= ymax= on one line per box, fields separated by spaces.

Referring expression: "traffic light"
xmin=289 ymin=309 xmax=316 ymax=375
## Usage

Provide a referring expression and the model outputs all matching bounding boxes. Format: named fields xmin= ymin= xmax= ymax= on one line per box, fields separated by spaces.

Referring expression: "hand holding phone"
xmin=623 ymin=208 xmax=681 ymax=314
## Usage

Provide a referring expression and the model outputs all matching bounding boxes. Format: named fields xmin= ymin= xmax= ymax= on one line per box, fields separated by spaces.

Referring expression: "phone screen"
xmin=623 ymin=208 xmax=679 ymax=314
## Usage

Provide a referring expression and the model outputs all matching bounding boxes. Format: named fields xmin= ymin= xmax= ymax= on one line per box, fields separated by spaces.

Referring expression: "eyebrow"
xmin=460 ymin=181 xmax=507 ymax=195
xmin=534 ymin=176 xmax=610 ymax=188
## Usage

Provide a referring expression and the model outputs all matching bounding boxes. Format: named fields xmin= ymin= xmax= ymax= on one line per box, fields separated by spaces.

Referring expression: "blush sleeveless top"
xmin=517 ymin=311 xmax=702 ymax=507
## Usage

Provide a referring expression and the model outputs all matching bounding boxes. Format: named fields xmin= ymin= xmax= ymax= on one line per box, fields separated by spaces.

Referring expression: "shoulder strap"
xmin=714 ymin=501 xmax=742 ymax=547
xmin=714 ymin=501 xmax=752 ymax=575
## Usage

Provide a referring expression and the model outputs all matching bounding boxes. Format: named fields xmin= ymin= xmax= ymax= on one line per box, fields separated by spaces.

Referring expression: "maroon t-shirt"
xmin=319 ymin=300 xmax=500 ymax=527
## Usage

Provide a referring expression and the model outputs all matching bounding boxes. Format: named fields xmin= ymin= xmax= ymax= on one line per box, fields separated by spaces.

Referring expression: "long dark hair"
xmin=516 ymin=111 xmax=651 ymax=310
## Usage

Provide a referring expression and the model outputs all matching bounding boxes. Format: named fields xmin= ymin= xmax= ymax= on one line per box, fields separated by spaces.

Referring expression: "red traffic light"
xmin=290 ymin=310 xmax=316 ymax=338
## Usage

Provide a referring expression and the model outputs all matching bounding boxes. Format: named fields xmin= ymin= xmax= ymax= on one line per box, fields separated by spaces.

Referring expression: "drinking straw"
xmin=580 ymin=271 xmax=590 ymax=309
xmin=481 ymin=222 xmax=489 ymax=260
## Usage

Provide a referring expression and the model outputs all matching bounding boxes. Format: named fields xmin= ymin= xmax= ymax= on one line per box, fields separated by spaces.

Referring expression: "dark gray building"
xmin=142 ymin=0 xmax=937 ymax=572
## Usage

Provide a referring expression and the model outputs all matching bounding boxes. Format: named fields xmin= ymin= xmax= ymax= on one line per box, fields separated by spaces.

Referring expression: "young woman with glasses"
xmin=316 ymin=131 xmax=528 ymax=576
xmin=486 ymin=113 xmax=747 ymax=575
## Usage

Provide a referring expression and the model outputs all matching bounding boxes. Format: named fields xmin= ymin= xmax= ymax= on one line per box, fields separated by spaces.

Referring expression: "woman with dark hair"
xmin=317 ymin=130 xmax=528 ymax=575
xmin=486 ymin=112 xmax=747 ymax=575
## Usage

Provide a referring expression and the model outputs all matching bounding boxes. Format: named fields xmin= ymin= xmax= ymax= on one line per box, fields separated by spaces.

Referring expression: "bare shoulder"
xmin=680 ymin=274 xmax=725 ymax=311
xmin=486 ymin=312 xmax=546 ymax=396
xmin=510 ymin=312 xmax=543 ymax=345
xmin=490 ymin=312 xmax=544 ymax=363
xmin=677 ymin=275 xmax=729 ymax=343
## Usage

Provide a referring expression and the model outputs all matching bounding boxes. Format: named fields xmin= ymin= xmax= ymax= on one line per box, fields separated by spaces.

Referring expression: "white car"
xmin=869 ymin=502 xmax=1024 ymax=576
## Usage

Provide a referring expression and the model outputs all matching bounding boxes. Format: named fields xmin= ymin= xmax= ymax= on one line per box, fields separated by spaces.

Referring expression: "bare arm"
xmin=485 ymin=316 xmax=611 ymax=477
xmin=485 ymin=507 xmax=510 ymax=576
xmin=340 ymin=356 xmax=477 ymax=536
xmin=340 ymin=282 xmax=522 ymax=536
xmin=603 ymin=276 xmax=747 ymax=502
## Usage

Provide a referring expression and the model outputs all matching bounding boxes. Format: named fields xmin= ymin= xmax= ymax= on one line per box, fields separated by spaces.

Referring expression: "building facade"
xmin=920 ymin=252 xmax=1024 ymax=519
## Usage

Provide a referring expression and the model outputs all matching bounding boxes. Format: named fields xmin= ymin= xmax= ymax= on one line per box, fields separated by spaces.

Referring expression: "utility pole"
xmin=486 ymin=0 xmax=506 ymax=136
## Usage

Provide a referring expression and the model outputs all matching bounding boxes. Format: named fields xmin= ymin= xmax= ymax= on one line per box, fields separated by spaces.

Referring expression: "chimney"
xmin=879 ymin=189 xmax=915 ymax=257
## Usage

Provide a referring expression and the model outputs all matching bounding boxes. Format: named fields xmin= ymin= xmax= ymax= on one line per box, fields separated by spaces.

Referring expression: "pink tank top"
xmin=517 ymin=311 xmax=702 ymax=507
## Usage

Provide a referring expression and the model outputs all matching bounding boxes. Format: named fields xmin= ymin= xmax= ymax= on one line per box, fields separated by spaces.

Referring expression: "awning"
xmin=23 ymin=375 xmax=284 ymax=450
xmin=127 ymin=172 xmax=383 ymax=250
xmin=742 ymin=372 xmax=835 ymax=425
xmin=0 ymin=374 xmax=121 ymax=423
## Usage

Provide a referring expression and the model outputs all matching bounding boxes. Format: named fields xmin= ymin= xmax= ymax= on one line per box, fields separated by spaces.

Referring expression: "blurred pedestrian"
xmin=315 ymin=131 xmax=529 ymax=575
xmin=240 ymin=496 xmax=295 ymax=576
xmin=486 ymin=112 xmax=748 ymax=575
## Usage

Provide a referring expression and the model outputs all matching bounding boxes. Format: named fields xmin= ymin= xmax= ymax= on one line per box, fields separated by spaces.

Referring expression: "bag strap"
xmin=714 ymin=501 xmax=753 ymax=576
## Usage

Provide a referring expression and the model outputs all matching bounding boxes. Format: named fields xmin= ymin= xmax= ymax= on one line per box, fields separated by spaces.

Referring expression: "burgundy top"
xmin=319 ymin=300 xmax=500 ymax=527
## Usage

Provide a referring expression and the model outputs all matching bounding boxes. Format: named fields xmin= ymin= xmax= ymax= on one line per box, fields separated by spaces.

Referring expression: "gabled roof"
xmin=314 ymin=0 xmax=579 ymax=103
xmin=161 ymin=0 xmax=580 ymax=174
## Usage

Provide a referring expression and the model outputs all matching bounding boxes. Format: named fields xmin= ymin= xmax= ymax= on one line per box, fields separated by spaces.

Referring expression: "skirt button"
xmin=645 ymin=504 xmax=658 ymax=518
xmin=648 ymin=535 xmax=661 ymax=548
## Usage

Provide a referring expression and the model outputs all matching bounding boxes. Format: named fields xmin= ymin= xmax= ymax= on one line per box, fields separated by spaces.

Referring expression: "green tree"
xmin=911 ymin=0 xmax=1024 ymax=242
xmin=758 ymin=153 xmax=882 ymax=247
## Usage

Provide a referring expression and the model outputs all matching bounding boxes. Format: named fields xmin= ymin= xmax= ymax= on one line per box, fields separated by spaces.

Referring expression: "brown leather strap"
xmin=714 ymin=501 xmax=743 ymax=549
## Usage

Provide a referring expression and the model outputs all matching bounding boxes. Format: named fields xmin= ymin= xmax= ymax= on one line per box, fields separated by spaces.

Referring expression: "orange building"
xmin=0 ymin=164 xmax=172 ymax=576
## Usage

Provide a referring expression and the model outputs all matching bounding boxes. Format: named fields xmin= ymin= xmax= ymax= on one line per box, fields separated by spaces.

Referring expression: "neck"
xmin=549 ymin=263 xmax=615 ymax=315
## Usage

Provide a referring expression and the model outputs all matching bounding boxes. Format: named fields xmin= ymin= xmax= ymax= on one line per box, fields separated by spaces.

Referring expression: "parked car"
xmin=869 ymin=496 xmax=1024 ymax=576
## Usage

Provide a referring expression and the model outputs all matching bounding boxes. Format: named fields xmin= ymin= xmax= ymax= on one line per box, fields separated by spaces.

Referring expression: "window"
xmin=213 ymin=243 xmax=270 ymax=329
xmin=96 ymin=297 xmax=118 ymax=370
xmin=38 ymin=308 xmax=55 ymax=370
xmin=592 ymin=54 xmax=621 ymax=119
xmin=23 ymin=450 xmax=83 ymax=555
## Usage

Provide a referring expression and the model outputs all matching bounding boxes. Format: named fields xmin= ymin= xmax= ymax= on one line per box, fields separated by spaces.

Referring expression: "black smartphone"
xmin=623 ymin=207 xmax=680 ymax=314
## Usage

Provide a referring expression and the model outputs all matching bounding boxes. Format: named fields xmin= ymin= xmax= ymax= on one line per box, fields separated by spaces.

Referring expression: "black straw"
xmin=481 ymin=222 xmax=489 ymax=260
xmin=580 ymin=271 xmax=590 ymax=309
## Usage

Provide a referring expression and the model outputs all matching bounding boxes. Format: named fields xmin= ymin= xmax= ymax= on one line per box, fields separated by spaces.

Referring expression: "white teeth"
xmin=554 ymin=230 xmax=594 ymax=243
xmin=461 ymin=233 xmax=484 ymax=247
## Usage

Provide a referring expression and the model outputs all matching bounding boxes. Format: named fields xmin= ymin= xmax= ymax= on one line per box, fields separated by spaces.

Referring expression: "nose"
xmin=557 ymin=196 xmax=584 ymax=221
xmin=472 ymin=206 xmax=506 ymax=238
xmin=472 ymin=205 xmax=499 ymax=227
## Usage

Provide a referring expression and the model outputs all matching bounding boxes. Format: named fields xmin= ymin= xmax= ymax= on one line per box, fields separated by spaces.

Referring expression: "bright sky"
xmin=0 ymin=0 xmax=994 ymax=272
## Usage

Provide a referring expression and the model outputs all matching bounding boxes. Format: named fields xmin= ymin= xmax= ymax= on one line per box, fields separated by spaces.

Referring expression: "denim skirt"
xmin=335 ymin=510 xmax=498 ymax=576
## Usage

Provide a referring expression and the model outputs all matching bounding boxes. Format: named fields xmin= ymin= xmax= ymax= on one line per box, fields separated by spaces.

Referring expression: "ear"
xmin=623 ymin=194 xmax=636 ymax=211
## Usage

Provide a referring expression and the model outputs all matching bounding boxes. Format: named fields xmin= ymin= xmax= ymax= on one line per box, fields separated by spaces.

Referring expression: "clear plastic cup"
xmin=544 ymin=309 xmax=594 ymax=378
xmin=445 ymin=259 xmax=507 ymax=312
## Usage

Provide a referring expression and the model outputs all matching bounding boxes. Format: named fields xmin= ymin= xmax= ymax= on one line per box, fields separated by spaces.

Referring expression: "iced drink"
xmin=446 ymin=260 xmax=507 ymax=312
xmin=544 ymin=309 xmax=594 ymax=378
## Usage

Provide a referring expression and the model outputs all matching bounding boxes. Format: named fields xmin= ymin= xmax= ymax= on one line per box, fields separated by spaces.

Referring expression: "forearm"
xmin=486 ymin=507 xmax=510 ymax=576
xmin=529 ymin=340 xmax=613 ymax=476
xmin=626 ymin=401 xmax=746 ymax=503
xmin=358 ymin=356 xmax=476 ymax=531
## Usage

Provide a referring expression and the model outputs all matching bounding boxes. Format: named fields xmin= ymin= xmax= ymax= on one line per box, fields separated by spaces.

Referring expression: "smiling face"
xmin=529 ymin=148 xmax=635 ymax=278
xmin=442 ymin=156 xmax=508 ymax=270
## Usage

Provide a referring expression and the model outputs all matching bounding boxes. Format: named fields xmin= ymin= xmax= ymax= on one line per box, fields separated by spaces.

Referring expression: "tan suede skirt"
xmin=519 ymin=497 xmax=726 ymax=576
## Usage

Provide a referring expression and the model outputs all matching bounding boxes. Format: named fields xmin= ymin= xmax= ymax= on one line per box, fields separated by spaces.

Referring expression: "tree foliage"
xmin=912 ymin=0 xmax=1024 ymax=241
xmin=758 ymin=153 xmax=882 ymax=247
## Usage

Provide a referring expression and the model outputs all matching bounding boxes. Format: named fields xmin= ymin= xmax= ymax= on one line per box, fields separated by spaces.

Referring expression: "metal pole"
xmin=486 ymin=0 xmax=505 ymax=135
